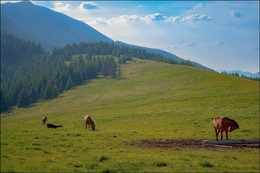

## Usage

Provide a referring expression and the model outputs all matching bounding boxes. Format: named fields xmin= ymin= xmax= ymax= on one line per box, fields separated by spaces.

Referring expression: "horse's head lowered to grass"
xmin=213 ymin=116 xmax=239 ymax=141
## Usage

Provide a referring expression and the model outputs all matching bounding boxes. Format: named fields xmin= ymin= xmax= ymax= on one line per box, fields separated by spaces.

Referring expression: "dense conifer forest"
xmin=1 ymin=32 xmax=193 ymax=113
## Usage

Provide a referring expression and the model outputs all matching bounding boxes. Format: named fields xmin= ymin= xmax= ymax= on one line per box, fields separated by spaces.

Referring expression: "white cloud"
xmin=230 ymin=11 xmax=242 ymax=18
xmin=165 ymin=16 xmax=182 ymax=23
xmin=0 ymin=1 xmax=21 ymax=4
xmin=194 ymin=3 xmax=203 ymax=9
xmin=79 ymin=2 xmax=98 ymax=10
xmin=88 ymin=13 xmax=165 ymax=25
xmin=52 ymin=1 xmax=70 ymax=10
xmin=144 ymin=13 xmax=165 ymax=22
xmin=88 ymin=13 xmax=213 ymax=26
xmin=109 ymin=15 xmax=141 ymax=24
xmin=88 ymin=18 xmax=108 ymax=25
xmin=182 ymin=14 xmax=212 ymax=22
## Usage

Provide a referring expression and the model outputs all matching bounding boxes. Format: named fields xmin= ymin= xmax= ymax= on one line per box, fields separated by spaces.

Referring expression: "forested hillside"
xmin=1 ymin=32 xmax=194 ymax=113
xmin=1 ymin=33 xmax=118 ymax=112
xmin=1 ymin=31 xmax=44 ymax=67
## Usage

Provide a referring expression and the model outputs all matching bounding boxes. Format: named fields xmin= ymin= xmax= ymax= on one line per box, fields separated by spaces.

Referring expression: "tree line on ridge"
xmin=1 ymin=32 xmax=193 ymax=113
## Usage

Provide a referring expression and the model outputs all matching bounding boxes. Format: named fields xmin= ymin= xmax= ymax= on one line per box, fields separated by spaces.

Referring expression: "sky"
xmin=3 ymin=1 xmax=260 ymax=73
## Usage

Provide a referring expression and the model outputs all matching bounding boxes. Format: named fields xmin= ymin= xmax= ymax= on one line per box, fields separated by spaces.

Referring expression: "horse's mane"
xmin=223 ymin=117 xmax=239 ymax=128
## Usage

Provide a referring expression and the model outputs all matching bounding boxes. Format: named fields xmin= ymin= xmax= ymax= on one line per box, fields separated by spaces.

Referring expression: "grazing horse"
xmin=84 ymin=115 xmax=95 ymax=131
xmin=47 ymin=123 xmax=63 ymax=128
xmin=41 ymin=116 xmax=48 ymax=125
xmin=213 ymin=116 xmax=239 ymax=141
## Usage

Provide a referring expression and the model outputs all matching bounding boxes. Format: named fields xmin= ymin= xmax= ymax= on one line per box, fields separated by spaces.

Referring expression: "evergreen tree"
xmin=17 ymin=88 xmax=31 ymax=108
xmin=65 ymin=75 xmax=74 ymax=90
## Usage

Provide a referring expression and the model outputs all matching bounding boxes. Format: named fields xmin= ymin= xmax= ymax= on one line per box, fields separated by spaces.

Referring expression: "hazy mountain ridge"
xmin=217 ymin=70 xmax=260 ymax=79
xmin=115 ymin=41 xmax=211 ymax=70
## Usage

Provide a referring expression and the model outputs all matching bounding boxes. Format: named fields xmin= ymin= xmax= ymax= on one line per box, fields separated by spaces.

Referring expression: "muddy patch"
xmin=127 ymin=139 xmax=259 ymax=150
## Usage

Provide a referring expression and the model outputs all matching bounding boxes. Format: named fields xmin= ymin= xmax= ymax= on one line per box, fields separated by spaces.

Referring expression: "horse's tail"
xmin=213 ymin=116 xmax=222 ymax=128
xmin=213 ymin=118 xmax=216 ymax=128
xmin=57 ymin=125 xmax=63 ymax=128
xmin=213 ymin=116 xmax=218 ymax=124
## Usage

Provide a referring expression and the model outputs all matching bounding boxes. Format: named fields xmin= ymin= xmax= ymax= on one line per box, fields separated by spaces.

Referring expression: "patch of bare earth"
xmin=127 ymin=139 xmax=259 ymax=150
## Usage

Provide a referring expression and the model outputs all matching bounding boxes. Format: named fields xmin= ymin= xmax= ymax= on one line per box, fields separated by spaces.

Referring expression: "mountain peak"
xmin=19 ymin=0 xmax=33 ymax=4
xmin=1 ymin=1 xmax=113 ymax=51
xmin=3 ymin=0 xmax=33 ymax=6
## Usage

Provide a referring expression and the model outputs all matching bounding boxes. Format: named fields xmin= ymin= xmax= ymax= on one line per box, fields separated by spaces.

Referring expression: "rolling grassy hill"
xmin=1 ymin=58 xmax=259 ymax=172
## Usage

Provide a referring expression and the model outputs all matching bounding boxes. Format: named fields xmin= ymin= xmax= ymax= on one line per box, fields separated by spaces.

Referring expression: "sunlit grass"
xmin=1 ymin=58 xmax=259 ymax=172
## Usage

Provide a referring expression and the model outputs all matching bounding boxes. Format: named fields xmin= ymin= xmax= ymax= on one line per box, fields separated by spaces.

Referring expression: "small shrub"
xmin=232 ymin=156 xmax=237 ymax=160
xmin=74 ymin=163 xmax=83 ymax=168
xmin=33 ymin=147 xmax=41 ymax=150
xmin=99 ymin=155 xmax=109 ymax=162
xmin=200 ymin=161 xmax=214 ymax=168
xmin=153 ymin=161 xmax=168 ymax=167
xmin=44 ymin=151 xmax=50 ymax=154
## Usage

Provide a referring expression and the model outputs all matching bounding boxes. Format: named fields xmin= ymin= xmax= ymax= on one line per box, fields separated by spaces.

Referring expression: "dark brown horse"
xmin=213 ymin=116 xmax=239 ymax=141
xmin=84 ymin=115 xmax=95 ymax=131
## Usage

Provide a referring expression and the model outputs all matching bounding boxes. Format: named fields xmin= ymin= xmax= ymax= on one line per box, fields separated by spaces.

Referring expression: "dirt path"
xmin=127 ymin=139 xmax=259 ymax=150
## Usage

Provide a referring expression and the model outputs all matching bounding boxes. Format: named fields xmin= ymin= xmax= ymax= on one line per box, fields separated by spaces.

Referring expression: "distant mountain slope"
xmin=116 ymin=41 xmax=212 ymax=70
xmin=1 ymin=1 xmax=113 ymax=51
xmin=217 ymin=70 xmax=260 ymax=79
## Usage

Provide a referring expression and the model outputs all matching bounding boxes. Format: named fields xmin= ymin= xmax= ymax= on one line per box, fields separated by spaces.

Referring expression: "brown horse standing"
xmin=213 ymin=116 xmax=239 ymax=141
xmin=84 ymin=115 xmax=95 ymax=131
xmin=41 ymin=116 xmax=47 ymax=125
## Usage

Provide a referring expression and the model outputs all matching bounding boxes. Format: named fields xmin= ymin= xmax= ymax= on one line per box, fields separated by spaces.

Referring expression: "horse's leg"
xmin=214 ymin=128 xmax=219 ymax=141
xmin=226 ymin=131 xmax=228 ymax=140
xmin=221 ymin=131 xmax=223 ymax=141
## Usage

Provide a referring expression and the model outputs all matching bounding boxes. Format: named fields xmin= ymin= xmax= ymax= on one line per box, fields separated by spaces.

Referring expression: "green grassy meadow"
xmin=1 ymin=58 xmax=259 ymax=172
